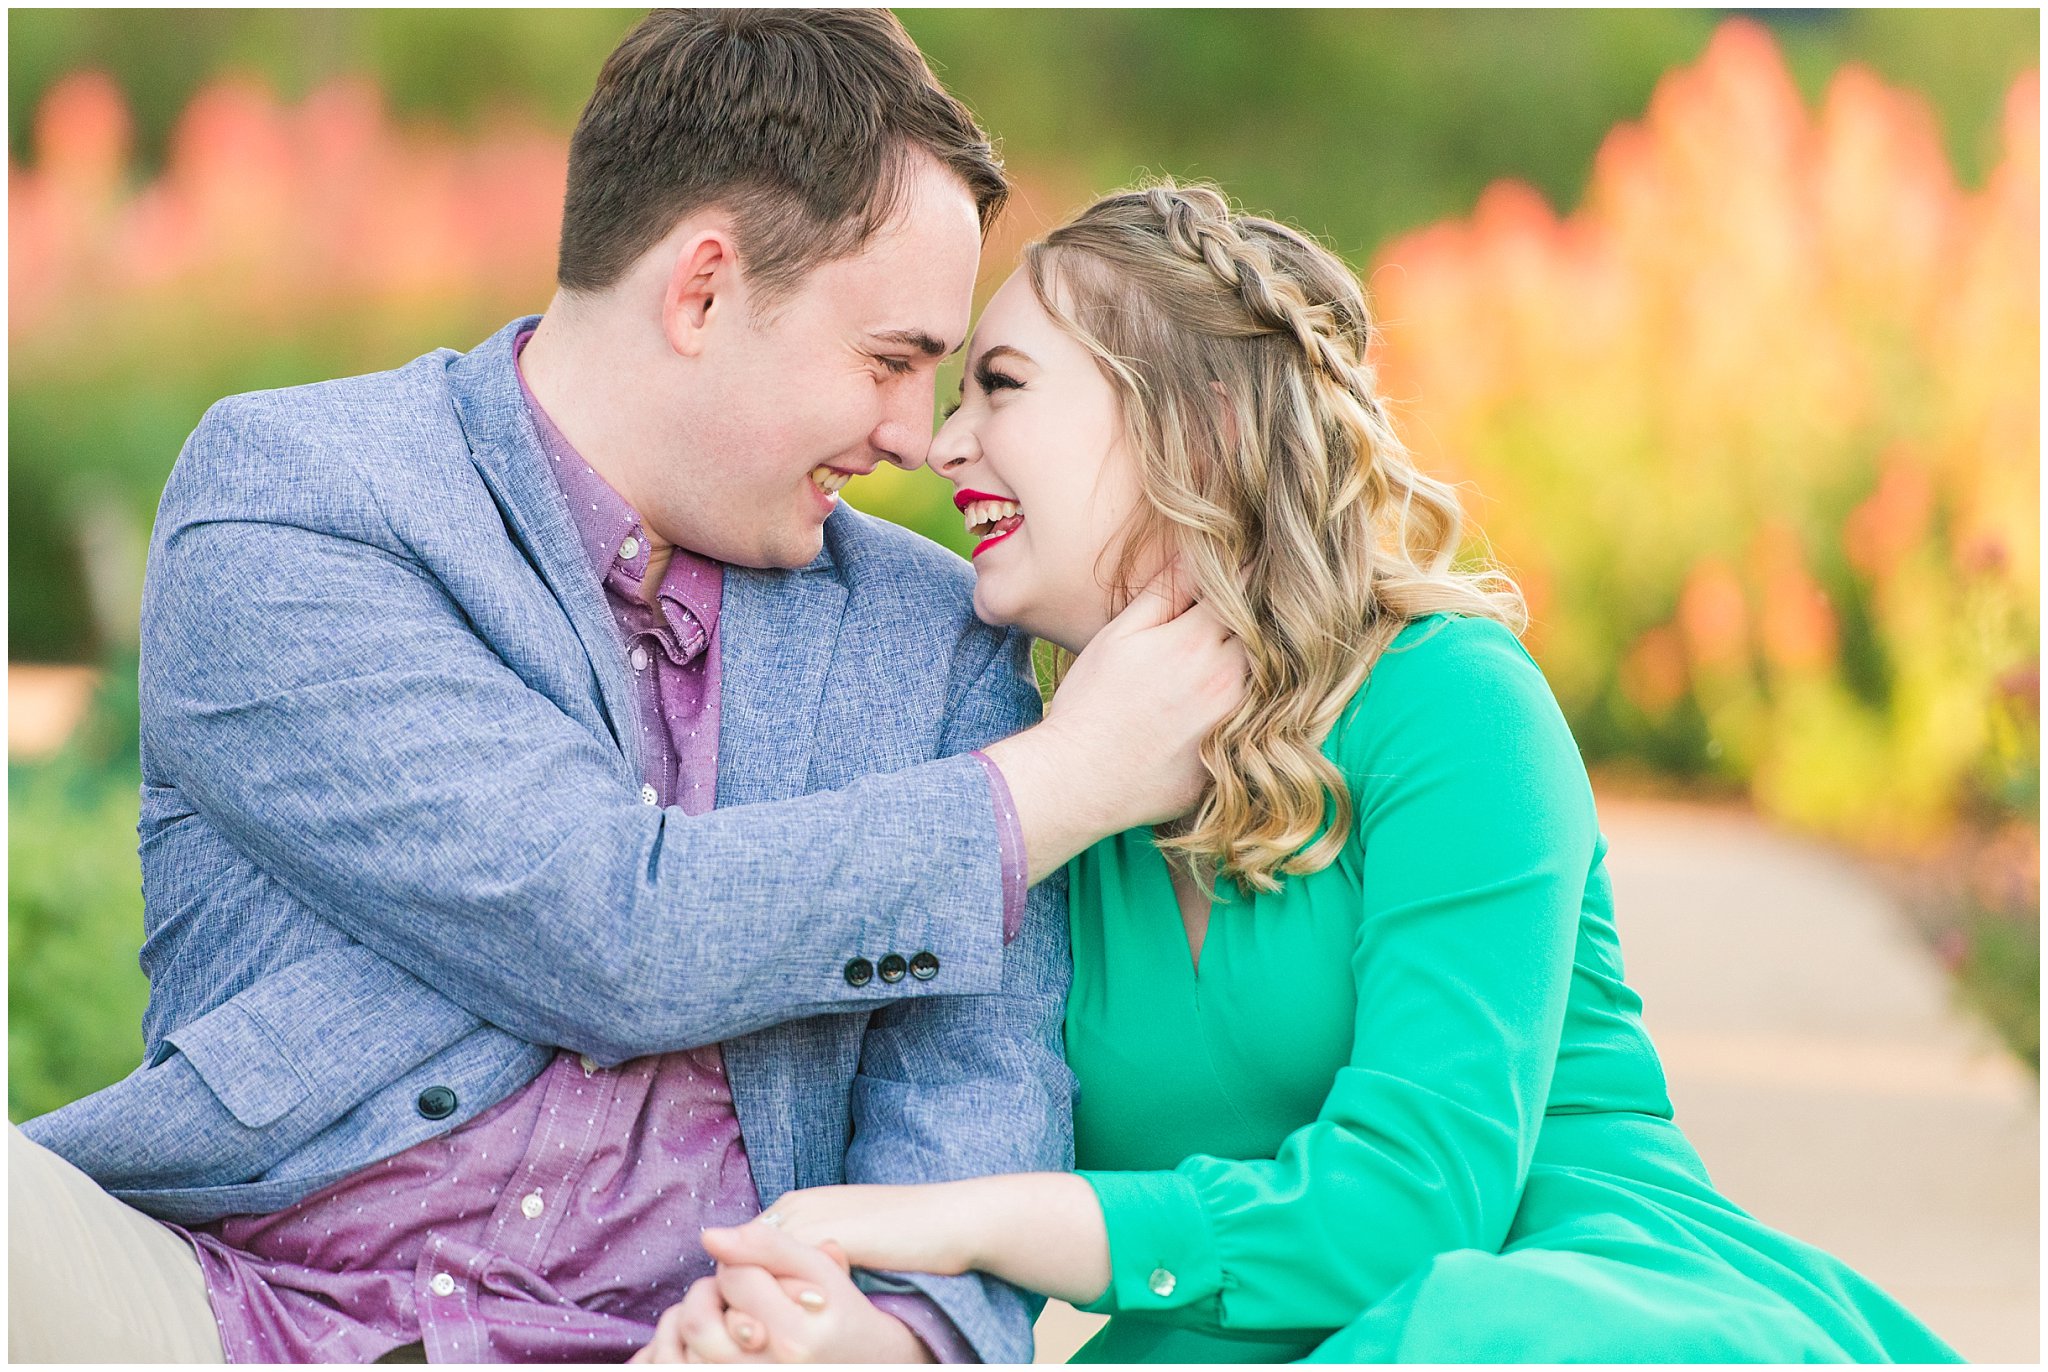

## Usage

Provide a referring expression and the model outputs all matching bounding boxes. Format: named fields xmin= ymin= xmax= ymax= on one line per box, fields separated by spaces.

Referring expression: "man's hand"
xmin=985 ymin=566 xmax=1249 ymax=882
xmin=630 ymin=1224 xmax=932 ymax=1364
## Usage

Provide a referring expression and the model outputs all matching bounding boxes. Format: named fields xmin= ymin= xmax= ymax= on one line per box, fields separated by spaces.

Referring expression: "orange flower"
xmin=35 ymin=70 xmax=131 ymax=205
xmin=1621 ymin=624 xmax=1689 ymax=715
xmin=1677 ymin=558 xmax=1750 ymax=674
xmin=1749 ymin=522 xmax=1837 ymax=675
xmin=1369 ymin=19 xmax=2035 ymax=846
xmin=1843 ymin=447 xmax=1935 ymax=580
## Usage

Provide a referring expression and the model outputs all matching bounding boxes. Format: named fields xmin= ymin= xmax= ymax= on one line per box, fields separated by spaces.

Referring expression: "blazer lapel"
xmin=445 ymin=317 xmax=641 ymax=778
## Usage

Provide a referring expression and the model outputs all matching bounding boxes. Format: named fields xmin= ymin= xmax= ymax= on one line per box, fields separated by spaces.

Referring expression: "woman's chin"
xmin=969 ymin=581 xmax=1022 ymax=632
xmin=970 ymin=581 xmax=1057 ymax=642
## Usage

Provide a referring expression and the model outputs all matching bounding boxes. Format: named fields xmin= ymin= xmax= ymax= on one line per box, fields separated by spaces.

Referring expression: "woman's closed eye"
xmin=942 ymin=360 xmax=1023 ymax=420
xmin=975 ymin=359 xmax=1024 ymax=396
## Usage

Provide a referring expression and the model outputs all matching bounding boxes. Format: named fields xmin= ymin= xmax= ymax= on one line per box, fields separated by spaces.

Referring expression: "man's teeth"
xmin=964 ymin=499 xmax=1022 ymax=536
xmin=810 ymin=466 xmax=852 ymax=495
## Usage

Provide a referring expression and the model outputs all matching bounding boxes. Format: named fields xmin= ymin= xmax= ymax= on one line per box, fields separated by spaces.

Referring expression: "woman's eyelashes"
xmin=940 ymin=360 xmax=1024 ymax=421
xmin=975 ymin=360 xmax=1023 ymax=396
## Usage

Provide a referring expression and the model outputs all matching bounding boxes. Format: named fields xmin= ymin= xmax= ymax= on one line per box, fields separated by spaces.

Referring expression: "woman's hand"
xmin=760 ymin=1174 xmax=1113 ymax=1307
xmin=755 ymin=1182 xmax=980 ymax=1277
xmin=629 ymin=1226 xmax=932 ymax=1364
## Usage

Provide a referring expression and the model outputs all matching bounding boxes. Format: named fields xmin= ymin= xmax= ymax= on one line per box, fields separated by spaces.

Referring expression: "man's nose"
xmin=876 ymin=375 xmax=941 ymax=471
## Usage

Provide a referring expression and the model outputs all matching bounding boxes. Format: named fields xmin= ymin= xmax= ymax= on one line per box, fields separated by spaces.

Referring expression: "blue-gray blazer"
xmin=23 ymin=316 xmax=1074 ymax=1362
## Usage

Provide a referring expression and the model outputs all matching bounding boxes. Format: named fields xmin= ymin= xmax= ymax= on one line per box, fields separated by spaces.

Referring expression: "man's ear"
xmin=661 ymin=230 xmax=741 ymax=359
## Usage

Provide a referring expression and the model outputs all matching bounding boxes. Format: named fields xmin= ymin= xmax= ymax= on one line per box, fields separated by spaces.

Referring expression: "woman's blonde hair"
xmin=1026 ymin=181 xmax=1525 ymax=892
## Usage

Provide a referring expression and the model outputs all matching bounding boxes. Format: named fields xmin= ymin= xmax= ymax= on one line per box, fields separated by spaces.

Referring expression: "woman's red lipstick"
xmin=954 ymin=489 xmax=1024 ymax=559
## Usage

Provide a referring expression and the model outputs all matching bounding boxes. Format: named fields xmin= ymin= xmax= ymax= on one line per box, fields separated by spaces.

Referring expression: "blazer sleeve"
xmin=1073 ymin=618 xmax=1592 ymax=1334
xmin=839 ymin=629 xmax=1077 ymax=1364
xmin=139 ymin=399 xmax=1017 ymax=1065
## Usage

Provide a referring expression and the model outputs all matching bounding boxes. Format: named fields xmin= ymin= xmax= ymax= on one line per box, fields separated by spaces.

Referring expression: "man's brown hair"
xmin=558 ymin=9 xmax=1008 ymax=304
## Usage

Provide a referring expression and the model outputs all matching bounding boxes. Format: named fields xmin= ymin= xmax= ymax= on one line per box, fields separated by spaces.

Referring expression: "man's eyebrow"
xmin=869 ymin=328 xmax=955 ymax=358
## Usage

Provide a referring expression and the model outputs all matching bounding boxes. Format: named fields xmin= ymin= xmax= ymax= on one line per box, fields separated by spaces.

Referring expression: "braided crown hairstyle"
xmin=1025 ymin=182 xmax=1525 ymax=892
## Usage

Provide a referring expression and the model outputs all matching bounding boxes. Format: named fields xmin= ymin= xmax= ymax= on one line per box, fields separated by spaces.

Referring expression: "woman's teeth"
xmin=810 ymin=466 xmax=852 ymax=495
xmin=964 ymin=499 xmax=1022 ymax=539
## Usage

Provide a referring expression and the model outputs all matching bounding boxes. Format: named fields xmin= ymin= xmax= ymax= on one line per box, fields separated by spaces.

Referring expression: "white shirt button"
xmin=1148 ymin=1267 xmax=1177 ymax=1298
xmin=629 ymin=646 xmax=650 ymax=671
xmin=619 ymin=537 xmax=641 ymax=561
xmin=641 ymin=784 xmax=659 ymax=806
xmin=429 ymin=1273 xmax=456 ymax=1297
xmin=520 ymin=1192 xmax=545 ymax=1220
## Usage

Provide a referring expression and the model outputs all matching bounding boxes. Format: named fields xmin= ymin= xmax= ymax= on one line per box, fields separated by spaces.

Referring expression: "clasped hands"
xmin=632 ymin=1184 xmax=969 ymax=1363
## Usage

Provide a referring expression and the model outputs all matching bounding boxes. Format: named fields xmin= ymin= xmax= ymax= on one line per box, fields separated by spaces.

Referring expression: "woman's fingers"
xmin=701 ymin=1221 xmax=857 ymax=1288
xmin=662 ymin=1275 xmax=752 ymax=1363
xmin=722 ymin=1304 xmax=769 ymax=1357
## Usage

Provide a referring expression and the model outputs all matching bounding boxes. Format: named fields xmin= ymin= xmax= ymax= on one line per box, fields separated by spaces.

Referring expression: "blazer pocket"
xmin=164 ymin=943 xmax=484 ymax=1133
xmin=164 ymin=999 xmax=307 ymax=1129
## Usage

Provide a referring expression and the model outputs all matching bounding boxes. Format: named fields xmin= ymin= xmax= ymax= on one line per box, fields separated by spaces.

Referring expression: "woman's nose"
xmin=926 ymin=410 xmax=977 ymax=477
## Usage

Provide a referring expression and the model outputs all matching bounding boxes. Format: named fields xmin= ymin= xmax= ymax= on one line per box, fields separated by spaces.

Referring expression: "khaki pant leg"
xmin=9 ymin=1124 xmax=225 ymax=1363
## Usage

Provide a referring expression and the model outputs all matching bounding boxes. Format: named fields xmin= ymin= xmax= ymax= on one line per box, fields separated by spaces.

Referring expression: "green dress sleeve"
xmin=1075 ymin=616 xmax=1597 ymax=1333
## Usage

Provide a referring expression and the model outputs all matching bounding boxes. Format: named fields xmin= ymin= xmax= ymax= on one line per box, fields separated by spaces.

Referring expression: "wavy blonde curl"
xmin=1027 ymin=181 xmax=1526 ymax=893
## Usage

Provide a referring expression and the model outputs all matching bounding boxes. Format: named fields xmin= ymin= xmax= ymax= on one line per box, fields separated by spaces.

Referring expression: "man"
xmin=10 ymin=11 xmax=1244 ymax=1364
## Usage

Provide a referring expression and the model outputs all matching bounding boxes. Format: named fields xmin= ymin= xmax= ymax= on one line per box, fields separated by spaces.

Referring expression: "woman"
xmin=687 ymin=183 xmax=1961 ymax=1362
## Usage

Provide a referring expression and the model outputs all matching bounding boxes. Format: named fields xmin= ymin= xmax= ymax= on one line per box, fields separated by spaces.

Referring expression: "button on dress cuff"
xmin=868 ymin=1292 xmax=975 ymax=1363
xmin=1072 ymin=1169 xmax=1223 ymax=1318
xmin=967 ymin=749 xmax=1027 ymax=943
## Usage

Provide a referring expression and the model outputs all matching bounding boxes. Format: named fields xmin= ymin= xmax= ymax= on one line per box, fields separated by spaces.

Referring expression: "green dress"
xmin=1063 ymin=614 xmax=1960 ymax=1363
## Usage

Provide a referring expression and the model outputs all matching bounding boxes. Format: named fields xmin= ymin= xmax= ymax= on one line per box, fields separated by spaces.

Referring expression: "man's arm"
xmin=147 ymin=405 xmax=1241 ymax=1066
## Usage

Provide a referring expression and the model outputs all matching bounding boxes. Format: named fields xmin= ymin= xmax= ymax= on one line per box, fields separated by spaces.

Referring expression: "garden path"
xmin=1030 ymin=795 xmax=2039 ymax=1363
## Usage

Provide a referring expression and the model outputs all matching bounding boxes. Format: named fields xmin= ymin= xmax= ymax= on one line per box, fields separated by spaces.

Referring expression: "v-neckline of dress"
xmin=1141 ymin=829 xmax=1222 ymax=982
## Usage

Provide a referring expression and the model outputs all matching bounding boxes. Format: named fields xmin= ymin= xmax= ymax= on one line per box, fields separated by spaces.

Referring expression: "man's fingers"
xmin=1109 ymin=562 xmax=1196 ymax=635
xmin=668 ymin=1276 xmax=750 ymax=1364
xmin=715 ymin=1261 xmax=824 ymax=1362
xmin=640 ymin=1298 xmax=693 ymax=1363
xmin=716 ymin=1260 xmax=804 ymax=1320
xmin=1167 ymin=598 xmax=1235 ymax=643
xmin=701 ymin=1222 xmax=850 ymax=1288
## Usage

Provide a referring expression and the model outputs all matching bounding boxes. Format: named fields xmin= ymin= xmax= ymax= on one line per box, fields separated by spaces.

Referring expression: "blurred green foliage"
xmin=8 ymin=665 xmax=151 ymax=1122
xmin=1958 ymin=908 xmax=2041 ymax=1071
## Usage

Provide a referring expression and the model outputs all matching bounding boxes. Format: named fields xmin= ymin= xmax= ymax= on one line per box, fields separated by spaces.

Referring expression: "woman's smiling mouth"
xmin=954 ymin=488 xmax=1024 ymax=557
